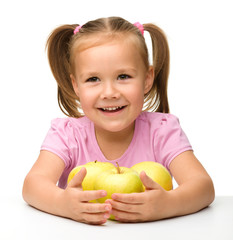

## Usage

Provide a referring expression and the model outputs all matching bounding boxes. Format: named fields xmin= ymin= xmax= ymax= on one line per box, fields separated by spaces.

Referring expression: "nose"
xmin=100 ymin=81 xmax=120 ymax=100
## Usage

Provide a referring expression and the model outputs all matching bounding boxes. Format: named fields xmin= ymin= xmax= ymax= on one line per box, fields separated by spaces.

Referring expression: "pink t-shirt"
xmin=41 ymin=112 xmax=192 ymax=189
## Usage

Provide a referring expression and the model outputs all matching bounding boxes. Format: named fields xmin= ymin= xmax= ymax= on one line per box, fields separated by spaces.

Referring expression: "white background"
xmin=0 ymin=0 xmax=232 ymax=197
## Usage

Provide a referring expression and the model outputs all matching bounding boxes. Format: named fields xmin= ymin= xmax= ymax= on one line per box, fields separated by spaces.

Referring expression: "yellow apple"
xmin=94 ymin=166 xmax=144 ymax=203
xmin=67 ymin=161 xmax=115 ymax=191
xmin=94 ymin=164 xmax=144 ymax=220
xmin=131 ymin=161 xmax=173 ymax=191
xmin=94 ymin=165 xmax=144 ymax=220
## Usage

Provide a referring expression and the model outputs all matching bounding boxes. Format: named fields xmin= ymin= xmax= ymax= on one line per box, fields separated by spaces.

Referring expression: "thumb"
xmin=68 ymin=167 xmax=87 ymax=188
xmin=140 ymin=171 xmax=162 ymax=190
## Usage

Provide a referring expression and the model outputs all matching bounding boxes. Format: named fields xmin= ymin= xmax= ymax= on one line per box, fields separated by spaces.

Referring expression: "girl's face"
xmin=71 ymin=37 xmax=154 ymax=135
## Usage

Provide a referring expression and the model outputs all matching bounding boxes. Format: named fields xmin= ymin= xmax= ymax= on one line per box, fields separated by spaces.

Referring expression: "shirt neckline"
xmin=90 ymin=118 xmax=139 ymax=164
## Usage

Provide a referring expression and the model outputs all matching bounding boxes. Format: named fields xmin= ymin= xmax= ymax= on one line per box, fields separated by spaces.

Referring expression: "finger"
xmin=111 ymin=192 xmax=144 ymax=204
xmin=68 ymin=167 xmax=87 ymax=188
xmin=82 ymin=202 xmax=112 ymax=214
xmin=79 ymin=190 xmax=107 ymax=202
xmin=106 ymin=199 xmax=141 ymax=213
xmin=81 ymin=212 xmax=110 ymax=225
xmin=140 ymin=171 xmax=162 ymax=190
xmin=111 ymin=209 xmax=141 ymax=223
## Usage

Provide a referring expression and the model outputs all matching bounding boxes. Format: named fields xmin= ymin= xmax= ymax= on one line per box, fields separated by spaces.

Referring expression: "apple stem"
xmin=116 ymin=162 xmax=121 ymax=174
xmin=95 ymin=160 xmax=97 ymax=163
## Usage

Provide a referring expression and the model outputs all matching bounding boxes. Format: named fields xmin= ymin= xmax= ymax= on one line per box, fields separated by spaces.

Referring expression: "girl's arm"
xmin=107 ymin=151 xmax=215 ymax=222
xmin=168 ymin=151 xmax=215 ymax=216
xmin=22 ymin=150 xmax=111 ymax=225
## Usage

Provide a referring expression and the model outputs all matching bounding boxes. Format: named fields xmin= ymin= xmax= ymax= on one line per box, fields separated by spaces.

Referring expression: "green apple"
xmin=94 ymin=165 xmax=144 ymax=220
xmin=131 ymin=161 xmax=173 ymax=191
xmin=67 ymin=161 xmax=115 ymax=191
xmin=94 ymin=165 xmax=144 ymax=203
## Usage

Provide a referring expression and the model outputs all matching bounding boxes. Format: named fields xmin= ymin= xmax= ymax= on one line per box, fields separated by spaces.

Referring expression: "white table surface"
xmin=1 ymin=195 xmax=232 ymax=240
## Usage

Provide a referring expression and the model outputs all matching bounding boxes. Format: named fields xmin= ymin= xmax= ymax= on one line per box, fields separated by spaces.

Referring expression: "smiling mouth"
xmin=99 ymin=106 xmax=126 ymax=112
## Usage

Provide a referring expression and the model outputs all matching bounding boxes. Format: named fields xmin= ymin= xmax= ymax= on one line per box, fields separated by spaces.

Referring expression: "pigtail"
xmin=46 ymin=24 xmax=81 ymax=117
xmin=144 ymin=24 xmax=170 ymax=113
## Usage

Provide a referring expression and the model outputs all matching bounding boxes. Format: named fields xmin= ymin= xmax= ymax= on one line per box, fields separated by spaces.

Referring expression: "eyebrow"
xmin=79 ymin=67 xmax=138 ymax=79
xmin=116 ymin=67 xmax=137 ymax=74
xmin=78 ymin=71 xmax=100 ymax=80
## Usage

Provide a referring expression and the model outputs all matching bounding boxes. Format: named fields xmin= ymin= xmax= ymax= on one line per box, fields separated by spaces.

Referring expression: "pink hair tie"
xmin=74 ymin=25 xmax=82 ymax=35
xmin=134 ymin=22 xmax=144 ymax=35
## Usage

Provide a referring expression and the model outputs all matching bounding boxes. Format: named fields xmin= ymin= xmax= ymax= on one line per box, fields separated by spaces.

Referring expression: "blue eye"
xmin=86 ymin=77 xmax=99 ymax=82
xmin=117 ymin=74 xmax=131 ymax=80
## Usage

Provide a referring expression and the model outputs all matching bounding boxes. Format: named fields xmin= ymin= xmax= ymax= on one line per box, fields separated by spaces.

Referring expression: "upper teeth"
xmin=102 ymin=106 xmax=122 ymax=111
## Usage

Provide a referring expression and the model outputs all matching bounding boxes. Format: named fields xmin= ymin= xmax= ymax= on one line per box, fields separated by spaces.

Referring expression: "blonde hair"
xmin=46 ymin=17 xmax=170 ymax=118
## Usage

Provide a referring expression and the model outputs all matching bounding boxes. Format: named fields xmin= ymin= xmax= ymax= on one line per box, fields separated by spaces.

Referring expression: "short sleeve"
xmin=40 ymin=118 xmax=75 ymax=168
xmin=155 ymin=114 xmax=193 ymax=170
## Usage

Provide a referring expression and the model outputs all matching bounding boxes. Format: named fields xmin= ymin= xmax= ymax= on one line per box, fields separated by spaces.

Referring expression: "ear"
xmin=144 ymin=66 xmax=154 ymax=94
xmin=70 ymin=74 xmax=79 ymax=97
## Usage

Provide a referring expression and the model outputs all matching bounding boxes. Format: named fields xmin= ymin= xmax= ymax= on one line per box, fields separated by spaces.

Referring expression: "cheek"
xmin=127 ymin=84 xmax=145 ymax=104
xmin=130 ymin=83 xmax=144 ymax=100
xmin=78 ymin=87 xmax=97 ymax=109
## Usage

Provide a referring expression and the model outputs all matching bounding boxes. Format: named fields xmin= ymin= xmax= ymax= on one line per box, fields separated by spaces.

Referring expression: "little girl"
xmin=22 ymin=17 xmax=215 ymax=225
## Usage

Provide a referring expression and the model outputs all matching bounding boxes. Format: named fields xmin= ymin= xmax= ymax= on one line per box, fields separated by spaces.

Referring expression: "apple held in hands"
xmin=67 ymin=161 xmax=115 ymax=190
xmin=131 ymin=161 xmax=173 ymax=191
xmin=94 ymin=165 xmax=144 ymax=203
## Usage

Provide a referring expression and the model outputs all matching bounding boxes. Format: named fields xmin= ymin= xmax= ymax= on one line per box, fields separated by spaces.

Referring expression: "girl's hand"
xmin=105 ymin=171 xmax=173 ymax=222
xmin=60 ymin=167 xmax=112 ymax=225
